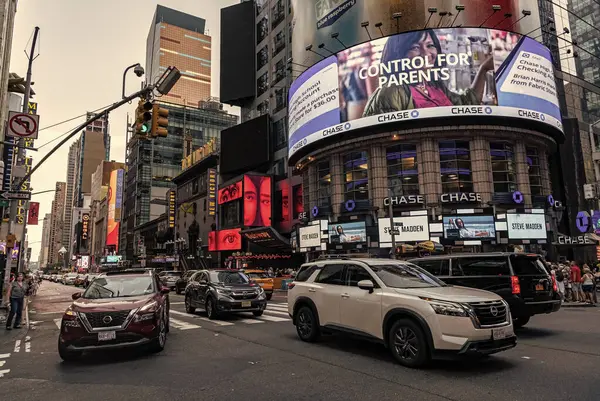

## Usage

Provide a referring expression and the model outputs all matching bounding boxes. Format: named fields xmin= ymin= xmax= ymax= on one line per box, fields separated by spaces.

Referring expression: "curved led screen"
xmin=288 ymin=28 xmax=563 ymax=160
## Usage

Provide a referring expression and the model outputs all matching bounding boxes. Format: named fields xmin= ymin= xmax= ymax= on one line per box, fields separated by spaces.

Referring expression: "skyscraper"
xmin=48 ymin=182 xmax=66 ymax=266
xmin=146 ymin=4 xmax=212 ymax=106
xmin=38 ymin=213 xmax=51 ymax=268
xmin=62 ymin=141 xmax=79 ymax=255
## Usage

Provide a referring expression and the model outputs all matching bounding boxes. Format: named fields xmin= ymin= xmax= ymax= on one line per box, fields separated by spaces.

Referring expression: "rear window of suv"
xmin=510 ymin=255 xmax=548 ymax=276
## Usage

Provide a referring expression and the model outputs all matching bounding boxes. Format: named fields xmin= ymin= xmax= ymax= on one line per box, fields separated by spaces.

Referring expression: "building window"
xmin=273 ymin=118 xmax=287 ymax=151
xmin=274 ymin=87 xmax=286 ymax=112
xmin=271 ymin=0 xmax=285 ymax=29
xmin=257 ymin=71 xmax=269 ymax=97
xmin=272 ymin=59 xmax=285 ymax=86
xmin=257 ymin=16 xmax=268 ymax=44
xmin=386 ymin=144 xmax=419 ymax=196
xmin=256 ymin=0 xmax=266 ymax=15
xmin=272 ymin=30 xmax=285 ymax=57
xmin=257 ymin=100 xmax=269 ymax=115
xmin=343 ymin=151 xmax=369 ymax=201
xmin=317 ymin=161 xmax=331 ymax=206
xmin=439 ymin=141 xmax=473 ymax=193
xmin=257 ymin=46 xmax=268 ymax=70
xmin=490 ymin=142 xmax=517 ymax=193
xmin=526 ymin=147 xmax=543 ymax=196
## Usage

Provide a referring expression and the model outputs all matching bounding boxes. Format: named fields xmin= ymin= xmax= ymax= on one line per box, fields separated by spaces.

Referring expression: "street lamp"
xmin=122 ymin=63 xmax=145 ymax=99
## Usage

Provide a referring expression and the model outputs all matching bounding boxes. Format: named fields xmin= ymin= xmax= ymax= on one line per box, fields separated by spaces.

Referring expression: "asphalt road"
xmin=0 ymin=281 xmax=598 ymax=401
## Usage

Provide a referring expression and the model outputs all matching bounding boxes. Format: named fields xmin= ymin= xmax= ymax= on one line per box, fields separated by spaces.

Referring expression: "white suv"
xmin=288 ymin=258 xmax=516 ymax=368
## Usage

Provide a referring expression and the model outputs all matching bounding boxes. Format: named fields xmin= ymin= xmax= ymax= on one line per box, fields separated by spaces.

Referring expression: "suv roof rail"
xmin=105 ymin=269 xmax=151 ymax=275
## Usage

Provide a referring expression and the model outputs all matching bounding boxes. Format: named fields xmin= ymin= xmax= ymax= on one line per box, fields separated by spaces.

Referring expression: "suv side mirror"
xmin=357 ymin=280 xmax=374 ymax=293
xmin=72 ymin=292 xmax=82 ymax=300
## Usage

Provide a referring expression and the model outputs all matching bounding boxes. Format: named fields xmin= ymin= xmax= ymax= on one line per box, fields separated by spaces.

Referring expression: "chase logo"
xmin=303 ymin=138 xmax=308 ymax=145
xmin=322 ymin=123 xmax=347 ymax=137
xmin=540 ymin=114 xmax=546 ymax=121
xmin=344 ymin=122 xmax=351 ymax=130
xmin=411 ymin=110 xmax=419 ymax=118
xmin=484 ymin=107 xmax=492 ymax=114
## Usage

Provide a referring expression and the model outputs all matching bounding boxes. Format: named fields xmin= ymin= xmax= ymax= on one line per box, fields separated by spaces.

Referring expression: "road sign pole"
xmin=388 ymin=189 xmax=396 ymax=259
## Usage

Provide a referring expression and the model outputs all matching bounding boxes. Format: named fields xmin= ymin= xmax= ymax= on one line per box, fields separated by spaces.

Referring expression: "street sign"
xmin=0 ymin=191 xmax=31 ymax=200
xmin=7 ymin=111 xmax=39 ymax=140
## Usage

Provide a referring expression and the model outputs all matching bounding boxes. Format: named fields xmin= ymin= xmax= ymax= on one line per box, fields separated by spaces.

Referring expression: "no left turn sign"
xmin=7 ymin=111 xmax=39 ymax=139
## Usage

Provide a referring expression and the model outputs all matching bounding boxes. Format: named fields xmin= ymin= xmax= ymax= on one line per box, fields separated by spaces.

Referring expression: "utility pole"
xmin=388 ymin=189 xmax=396 ymax=259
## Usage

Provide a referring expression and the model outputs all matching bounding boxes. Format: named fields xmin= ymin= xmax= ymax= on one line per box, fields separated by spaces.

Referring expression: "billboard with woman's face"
xmin=288 ymin=27 xmax=562 ymax=161
xmin=244 ymin=175 xmax=272 ymax=227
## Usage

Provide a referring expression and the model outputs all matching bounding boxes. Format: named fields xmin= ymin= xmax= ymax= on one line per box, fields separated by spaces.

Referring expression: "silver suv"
xmin=288 ymin=258 xmax=517 ymax=368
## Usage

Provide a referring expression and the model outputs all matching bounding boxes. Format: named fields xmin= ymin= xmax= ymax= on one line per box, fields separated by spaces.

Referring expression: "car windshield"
xmin=209 ymin=271 xmax=250 ymax=285
xmin=82 ymin=276 xmax=155 ymax=299
xmin=162 ymin=272 xmax=180 ymax=277
xmin=246 ymin=272 xmax=269 ymax=279
xmin=369 ymin=262 xmax=446 ymax=288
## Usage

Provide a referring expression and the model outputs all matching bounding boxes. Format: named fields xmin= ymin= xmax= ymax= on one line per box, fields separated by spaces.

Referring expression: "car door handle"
xmin=341 ymin=293 xmax=349 ymax=298
xmin=308 ymin=288 xmax=316 ymax=293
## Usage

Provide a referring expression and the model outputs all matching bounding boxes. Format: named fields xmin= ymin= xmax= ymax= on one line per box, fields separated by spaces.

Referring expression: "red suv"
xmin=58 ymin=270 xmax=170 ymax=361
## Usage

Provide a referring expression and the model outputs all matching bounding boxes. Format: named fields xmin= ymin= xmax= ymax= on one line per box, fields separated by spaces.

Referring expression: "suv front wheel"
xmin=295 ymin=306 xmax=320 ymax=342
xmin=388 ymin=319 xmax=430 ymax=368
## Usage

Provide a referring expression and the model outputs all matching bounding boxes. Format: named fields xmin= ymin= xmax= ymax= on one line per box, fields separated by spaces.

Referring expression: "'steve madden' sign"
xmin=383 ymin=195 xmax=424 ymax=206
xmin=440 ymin=192 xmax=482 ymax=203
xmin=556 ymin=235 xmax=595 ymax=245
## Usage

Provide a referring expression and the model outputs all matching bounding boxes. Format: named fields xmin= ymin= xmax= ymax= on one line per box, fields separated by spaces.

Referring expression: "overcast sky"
xmin=9 ymin=0 xmax=239 ymax=262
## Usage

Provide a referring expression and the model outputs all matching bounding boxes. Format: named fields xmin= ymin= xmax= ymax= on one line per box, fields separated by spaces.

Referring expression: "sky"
xmin=9 ymin=0 xmax=239 ymax=262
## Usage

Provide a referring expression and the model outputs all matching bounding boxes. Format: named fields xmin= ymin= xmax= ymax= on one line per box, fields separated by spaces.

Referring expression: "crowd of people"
xmin=549 ymin=261 xmax=599 ymax=305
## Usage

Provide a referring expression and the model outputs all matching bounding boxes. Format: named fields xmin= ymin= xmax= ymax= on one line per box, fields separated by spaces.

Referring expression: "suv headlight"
xmin=422 ymin=298 xmax=471 ymax=317
xmin=216 ymin=287 xmax=232 ymax=296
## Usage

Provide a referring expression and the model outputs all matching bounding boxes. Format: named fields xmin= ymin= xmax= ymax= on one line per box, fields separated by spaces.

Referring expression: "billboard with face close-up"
xmin=288 ymin=27 xmax=562 ymax=161
xmin=244 ymin=175 xmax=272 ymax=227
xmin=218 ymin=181 xmax=242 ymax=205
xmin=208 ymin=228 xmax=242 ymax=251
xmin=443 ymin=215 xmax=496 ymax=240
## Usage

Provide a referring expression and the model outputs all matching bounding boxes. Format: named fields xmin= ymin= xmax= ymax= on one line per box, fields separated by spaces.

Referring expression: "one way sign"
xmin=1 ymin=191 xmax=31 ymax=200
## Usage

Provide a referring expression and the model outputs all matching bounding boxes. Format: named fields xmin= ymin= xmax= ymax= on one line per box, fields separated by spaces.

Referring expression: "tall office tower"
xmin=48 ymin=182 xmax=66 ymax=265
xmin=146 ymin=4 xmax=212 ymax=105
xmin=38 ymin=213 xmax=51 ymax=267
xmin=62 ymin=142 xmax=79 ymax=255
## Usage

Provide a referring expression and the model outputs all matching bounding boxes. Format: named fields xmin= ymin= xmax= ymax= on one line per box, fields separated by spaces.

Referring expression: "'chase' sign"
xmin=383 ymin=195 xmax=424 ymax=206
xmin=556 ymin=235 xmax=595 ymax=245
xmin=440 ymin=192 xmax=482 ymax=204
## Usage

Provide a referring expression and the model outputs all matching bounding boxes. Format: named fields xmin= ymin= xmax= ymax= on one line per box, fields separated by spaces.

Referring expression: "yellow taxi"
xmin=243 ymin=269 xmax=274 ymax=300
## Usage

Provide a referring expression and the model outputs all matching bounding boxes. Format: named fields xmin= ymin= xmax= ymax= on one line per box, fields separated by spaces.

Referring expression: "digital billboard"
xmin=328 ymin=222 xmax=367 ymax=244
xmin=208 ymin=228 xmax=242 ymax=251
xmin=288 ymin=27 xmax=562 ymax=160
xmin=293 ymin=185 xmax=304 ymax=218
xmin=291 ymin=0 xmax=542 ymax=67
xmin=506 ymin=213 xmax=547 ymax=240
xmin=443 ymin=215 xmax=496 ymax=240
xmin=218 ymin=181 xmax=242 ymax=204
xmin=378 ymin=216 xmax=430 ymax=246
xmin=243 ymin=175 xmax=272 ymax=227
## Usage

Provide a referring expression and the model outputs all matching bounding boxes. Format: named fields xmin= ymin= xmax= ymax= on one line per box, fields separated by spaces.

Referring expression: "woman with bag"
xmin=5 ymin=273 xmax=28 ymax=330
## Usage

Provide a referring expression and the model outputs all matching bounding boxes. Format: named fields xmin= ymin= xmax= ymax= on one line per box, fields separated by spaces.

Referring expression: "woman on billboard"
xmin=244 ymin=176 xmax=272 ymax=227
xmin=362 ymin=29 xmax=495 ymax=115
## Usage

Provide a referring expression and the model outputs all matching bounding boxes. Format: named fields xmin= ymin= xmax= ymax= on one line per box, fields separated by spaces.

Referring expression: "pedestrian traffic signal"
xmin=135 ymin=99 xmax=153 ymax=136
xmin=151 ymin=104 xmax=169 ymax=138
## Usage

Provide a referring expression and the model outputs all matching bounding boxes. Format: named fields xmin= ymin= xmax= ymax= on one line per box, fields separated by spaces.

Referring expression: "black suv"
xmin=408 ymin=253 xmax=561 ymax=328
xmin=175 ymin=270 xmax=197 ymax=295
xmin=184 ymin=269 xmax=267 ymax=319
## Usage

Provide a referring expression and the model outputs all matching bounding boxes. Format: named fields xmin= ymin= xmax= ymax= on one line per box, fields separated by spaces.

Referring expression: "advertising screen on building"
xmin=293 ymin=185 xmax=304 ymax=217
xmin=443 ymin=215 xmax=496 ymax=240
xmin=288 ymin=27 xmax=562 ymax=160
xmin=378 ymin=216 xmax=430 ymax=246
xmin=243 ymin=175 xmax=272 ymax=227
xmin=108 ymin=169 xmax=124 ymax=222
xmin=299 ymin=225 xmax=322 ymax=248
xmin=507 ymin=213 xmax=547 ymax=239
xmin=218 ymin=181 xmax=242 ymax=205
xmin=291 ymin=1 xmax=541 ymax=67
xmin=328 ymin=222 xmax=366 ymax=244
xmin=208 ymin=228 xmax=242 ymax=251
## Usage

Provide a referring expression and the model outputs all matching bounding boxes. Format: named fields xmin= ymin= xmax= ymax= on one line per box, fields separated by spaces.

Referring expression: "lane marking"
xmin=25 ymin=342 xmax=30 ymax=353
xmin=0 ymin=369 xmax=10 ymax=377
xmin=0 ymin=361 xmax=5 ymax=367
xmin=170 ymin=302 xmax=184 ymax=305
xmin=237 ymin=318 xmax=264 ymax=325
xmin=0 ymin=354 xmax=10 ymax=359
xmin=14 ymin=340 xmax=20 ymax=353
xmin=169 ymin=318 xmax=201 ymax=331
xmin=54 ymin=319 xmax=61 ymax=329
xmin=256 ymin=315 xmax=289 ymax=322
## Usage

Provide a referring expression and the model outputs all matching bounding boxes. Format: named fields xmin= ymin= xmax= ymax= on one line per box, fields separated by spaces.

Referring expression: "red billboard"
xmin=218 ymin=180 xmax=242 ymax=204
xmin=208 ymin=228 xmax=242 ymax=251
xmin=27 ymin=202 xmax=40 ymax=225
xmin=293 ymin=185 xmax=304 ymax=217
xmin=243 ymin=175 xmax=272 ymax=227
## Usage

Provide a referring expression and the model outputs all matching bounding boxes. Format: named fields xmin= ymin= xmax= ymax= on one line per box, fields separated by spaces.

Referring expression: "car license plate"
xmin=241 ymin=301 xmax=252 ymax=308
xmin=535 ymin=284 xmax=544 ymax=291
xmin=98 ymin=331 xmax=116 ymax=341
xmin=492 ymin=326 xmax=513 ymax=340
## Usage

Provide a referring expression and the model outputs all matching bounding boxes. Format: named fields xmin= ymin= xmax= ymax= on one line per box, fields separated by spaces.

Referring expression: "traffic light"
xmin=151 ymin=104 xmax=169 ymax=138
xmin=135 ymin=99 xmax=153 ymax=136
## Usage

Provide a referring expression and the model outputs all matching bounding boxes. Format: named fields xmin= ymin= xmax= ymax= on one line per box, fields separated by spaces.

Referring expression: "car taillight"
xmin=288 ymin=282 xmax=295 ymax=290
xmin=551 ymin=275 xmax=558 ymax=292
xmin=511 ymin=276 xmax=521 ymax=295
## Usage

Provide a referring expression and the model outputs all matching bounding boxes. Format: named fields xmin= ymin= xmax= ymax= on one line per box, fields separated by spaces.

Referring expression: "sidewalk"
xmin=561 ymin=301 xmax=597 ymax=308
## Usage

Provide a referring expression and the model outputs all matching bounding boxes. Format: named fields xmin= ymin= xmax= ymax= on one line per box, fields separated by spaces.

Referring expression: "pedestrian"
xmin=570 ymin=261 xmax=582 ymax=302
xmin=5 ymin=272 xmax=28 ymax=330
xmin=555 ymin=265 xmax=565 ymax=300
xmin=581 ymin=267 xmax=595 ymax=305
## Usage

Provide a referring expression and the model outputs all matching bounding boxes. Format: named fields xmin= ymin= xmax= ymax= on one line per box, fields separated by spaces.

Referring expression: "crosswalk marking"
xmin=0 ymin=369 xmax=10 ymax=378
xmin=256 ymin=315 xmax=289 ymax=322
xmin=0 ymin=354 xmax=10 ymax=359
xmin=197 ymin=316 xmax=235 ymax=326
xmin=237 ymin=318 xmax=264 ymax=324
xmin=54 ymin=319 xmax=61 ymax=329
xmin=263 ymin=309 xmax=289 ymax=317
xmin=169 ymin=318 xmax=201 ymax=331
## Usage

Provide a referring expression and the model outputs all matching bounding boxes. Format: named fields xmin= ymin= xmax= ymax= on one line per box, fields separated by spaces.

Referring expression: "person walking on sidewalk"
xmin=5 ymin=273 xmax=28 ymax=330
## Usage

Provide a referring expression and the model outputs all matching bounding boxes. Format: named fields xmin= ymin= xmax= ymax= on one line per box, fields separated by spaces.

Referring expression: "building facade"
xmin=62 ymin=142 xmax=79 ymax=256
xmin=38 ymin=213 xmax=51 ymax=268
xmin=146 ymin=4 xmax=212 ymax=106
xmin=0 ymin=0 xmax=18 ymax=145
xmin=48 ymin=182 xmax=66 ymax=266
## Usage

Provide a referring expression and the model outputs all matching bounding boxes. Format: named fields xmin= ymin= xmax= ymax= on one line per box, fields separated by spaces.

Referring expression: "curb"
xmin=561 ymin=303 xmax=596 ymax=308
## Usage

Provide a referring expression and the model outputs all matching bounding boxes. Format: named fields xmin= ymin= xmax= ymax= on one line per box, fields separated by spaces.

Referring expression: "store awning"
xmin=241 ymin=227 xmax=290 ymax=250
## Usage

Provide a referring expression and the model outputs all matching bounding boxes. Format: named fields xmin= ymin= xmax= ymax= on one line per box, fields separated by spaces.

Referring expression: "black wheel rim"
xmin=158 ymin=318 xmax=166 ymax=347
xmin=297 ymin=310 xmax=312 ymax=338
xmin=393 ymin=326 xmax=419 ymax=361
xmin=207 ymin=300 xmax=213 ymax=317
xmin=185 ymin=298 xmax=190 ymax=311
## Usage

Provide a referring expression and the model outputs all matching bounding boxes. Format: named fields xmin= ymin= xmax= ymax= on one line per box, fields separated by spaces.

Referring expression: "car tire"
xmin=295 ymin=306 xmax=320 ymax=342
xmin=58 ymin=339 xmax=82 ymax=362
xmin=513 ymin=316 xmax=530 ymax=328
xmin=266 ymin=293 xmax=273 ymax=301
xmin=150 ymin=316 xmax=167 ymax=353
xmin=184 ymin=295 xmax=196 ymax=313
xmin=206 ymin=297 xmax=219 ymax=320
xmin=388 ymin=319 xmax=430 ymax=368
xmin=253 ymin=310 xmax=264 ymax=317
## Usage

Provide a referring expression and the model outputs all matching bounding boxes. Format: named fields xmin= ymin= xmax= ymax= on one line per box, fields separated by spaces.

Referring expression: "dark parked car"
xmin=408 ymin=253 xmax=561 ymax=328
xmin=58 ymin=270 xmax=170 ymax=361
xmin=158 ymin=271 xmax=181 ymax=291
xmin=175 ymin=270 xmax=197 ymax=295
xmin=184 ymin=269 xmax=267 ymax=320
